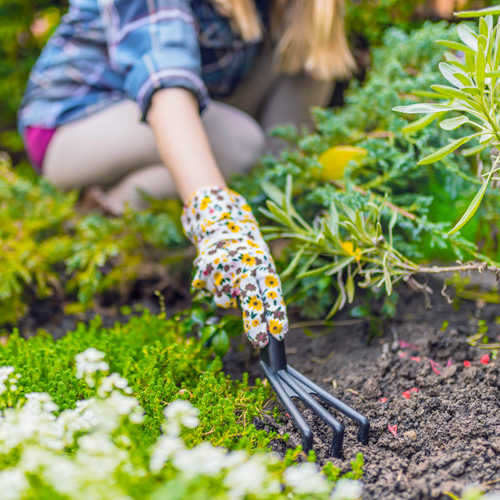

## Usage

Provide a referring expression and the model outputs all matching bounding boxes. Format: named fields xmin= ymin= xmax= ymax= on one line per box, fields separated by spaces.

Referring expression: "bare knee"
xmin=203 ymin=102 xmax=267 ymax=176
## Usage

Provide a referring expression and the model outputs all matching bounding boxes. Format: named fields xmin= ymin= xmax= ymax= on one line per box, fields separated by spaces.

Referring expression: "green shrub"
xmin=0 ymin=160 xmax=187 ymax=327
xmin=235 ymin=21 xmax=500 ymax=320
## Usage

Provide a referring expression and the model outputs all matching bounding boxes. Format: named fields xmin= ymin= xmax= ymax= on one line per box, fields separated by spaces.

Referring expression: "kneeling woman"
xmin=18 ymin=0 xmax=354 ymax=347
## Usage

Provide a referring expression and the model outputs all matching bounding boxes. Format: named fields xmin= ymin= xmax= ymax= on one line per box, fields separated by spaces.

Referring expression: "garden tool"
xmin=260 ymin=337 xmax=369 ymax=458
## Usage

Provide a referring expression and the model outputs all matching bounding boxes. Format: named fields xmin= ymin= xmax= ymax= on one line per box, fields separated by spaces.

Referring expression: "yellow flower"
xmin=214 ymin=272 xmax=223 ymax=286
xmin=214 ymin=258 xmax=220 ymax=265
xmin=241 ymin=254 xmax=256 ymax=266
xmin=192 ymin=279 xmax=206 ymax=289
xmin=269 ymin=319 xmax=283 ymax=335
xmin=340 ymin=241 xmax=362 ymax=262
xmin=247 ymin=239 xmax=259 ymax=248
xmin=225 ymin=299 xmax=237 ymax=308
xmin=248 ymin=296 xmax=263 ymax=312
xmin=267 ymin=291 xmax=277 ymax=300
xmin=241 ymin=204 xmax=252 ymax=212
xmin=220 ymin=212 xmax=231 ymax=220
xmin=265 ymin=275 xmax=279 ymax=288
xmin=200 ymin=196 xmax=211 ymax=210
xmin=227 ymin=222 xmax=240 ymax=233
xmin=252 ymin=318 xmax=260 ymax=327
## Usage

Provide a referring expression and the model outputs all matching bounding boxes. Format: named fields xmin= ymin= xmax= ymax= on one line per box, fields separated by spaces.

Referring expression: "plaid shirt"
xmin=18 ymin=0 xmax=267 ymax=135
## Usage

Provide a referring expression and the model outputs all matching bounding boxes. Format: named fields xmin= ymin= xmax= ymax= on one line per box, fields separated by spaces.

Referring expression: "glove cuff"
xmin=181 ymin=186 xmax=267 ymax=253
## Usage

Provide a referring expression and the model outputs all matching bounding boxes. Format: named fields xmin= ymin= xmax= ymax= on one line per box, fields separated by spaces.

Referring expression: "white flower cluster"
xmin=0 ymin=367 xmax=20 ymax=395
xmin=0 ymin=349 xmax=363 ymax=500
xmin=75 ymin=347 xmax=109 ymax=387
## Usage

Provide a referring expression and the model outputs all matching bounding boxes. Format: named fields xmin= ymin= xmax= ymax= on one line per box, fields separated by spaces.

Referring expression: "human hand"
xmin=181 ymin=186 xmax=288 ymax=347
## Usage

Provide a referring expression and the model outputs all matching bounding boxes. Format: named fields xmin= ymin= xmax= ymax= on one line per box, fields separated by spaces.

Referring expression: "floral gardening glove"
xmin=181 ymin=186 xmax=288 ymax=348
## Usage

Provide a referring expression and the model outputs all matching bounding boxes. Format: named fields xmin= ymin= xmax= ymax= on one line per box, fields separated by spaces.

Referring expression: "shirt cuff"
xmin=123 ymin=53 xmax=210 ymax=120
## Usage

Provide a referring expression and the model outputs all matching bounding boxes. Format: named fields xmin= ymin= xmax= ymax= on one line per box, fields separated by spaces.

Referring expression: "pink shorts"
xmin=24 ymin=126 xmax=57 ymax=173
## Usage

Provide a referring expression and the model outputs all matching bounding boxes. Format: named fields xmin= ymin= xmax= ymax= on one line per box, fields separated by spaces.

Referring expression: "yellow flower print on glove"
xmin=181 ymin=186 xmax=289 ymax=348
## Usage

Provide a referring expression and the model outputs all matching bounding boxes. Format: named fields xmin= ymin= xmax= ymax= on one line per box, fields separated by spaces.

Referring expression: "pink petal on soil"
xmin=428 ymin=359 xmax=441 ymax=375
xmin=410 ymin=387 xmax=419 ymax=393
xmin=480 ymin=354 xmax=490 ymax=365
xmin=446 ymin=358 xmax=453 ymax=367
xmin=379 ymin=397 xmax=388 ymax=403
xmin=399 ymin=341 xmax=419 ymax=350
xmin=463 ymin=360 xmax=471 ymax=367
xmin=411 ymin=356 xmax=421 ymax=362
xmin=388 ymin=424 xmax=398 ymax=436
xmin=402 ymin=391 xmax=411 ymax=399
xmin=398 ymin=352 xmax=407 ymax=358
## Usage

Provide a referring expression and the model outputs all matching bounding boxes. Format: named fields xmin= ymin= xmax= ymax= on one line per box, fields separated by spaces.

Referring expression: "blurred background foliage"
xmin=1 ymin=0 xmax=500 ymax=328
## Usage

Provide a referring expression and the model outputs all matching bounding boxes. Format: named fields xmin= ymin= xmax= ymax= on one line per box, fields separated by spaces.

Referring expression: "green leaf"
xmin=439 ymin=116 xmax=470 ymax=130
xmin=393 ymin=103 xmax=453 ymax=114
xmin=281 ymin=246 xmax=306 ymax=279
xmin=485 ymin=71 xmax=500 ymax=77
xmin=431 ymin=84 xmax=466 ymax=99
xmin=326 ymin=292 xmax=343 ymax=320
xmin=479 ymin=18 xmax=488 ymax=39
xmin=462 ymin=143 xmax=488 ymax=156
xmin=439 ymin=63 xmax=468 ymax=88
xmin=200 ymin=325 xmax=219 ymax=345
xmin=410 ymin=90 xmax=449 ymax=99
xmin=297 ymin=257 xmax=355 ymax=279
xmin=443 ymin=53 xmax=470 ymax=73
xmin=436 ymin=39 xmax=475 ymax=55
xmin=418 ymin=136 xmax=474 ymax=165
xmin=382 ymin=253 xmax=392 ymax=296
xmin=401 ymin=112 xmax=444 ymax=134
xmin=461 ymin=86 xmax=481 ymax=96
xmin=211 ymin=330 xmax=230 ymax=357
xmin=455 ymin=6 xmax=500 ymax=17
xmin=476 ymin=44 xmax=486 ymax=90
xmin=346 ymin=272 xmax=355 ymax=304
xmin=457 ymin=24 xmax=478 ymax=51
xmin=388 ymin=210 xmax=398 ymax=248
xmin=264 ymin=201 xmax=291 ymax=226
xmin=261 ymin=183 xmax=284 ymax=206
xmin=448 ymin=168 xmax=494 ymax=235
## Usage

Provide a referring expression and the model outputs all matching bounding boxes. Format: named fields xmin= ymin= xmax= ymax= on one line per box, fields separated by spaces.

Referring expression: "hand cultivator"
xmin=260 ymin=337 xmax=370 ymax=458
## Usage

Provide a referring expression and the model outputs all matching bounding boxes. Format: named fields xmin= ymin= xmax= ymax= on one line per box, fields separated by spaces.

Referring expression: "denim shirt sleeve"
xmin=99 ymin=0 xmax=210 ymax=119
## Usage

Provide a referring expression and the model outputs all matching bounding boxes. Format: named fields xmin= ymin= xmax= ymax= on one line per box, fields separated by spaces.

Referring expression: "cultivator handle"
xmin=260 ymin=337 xmax=369 ymax=458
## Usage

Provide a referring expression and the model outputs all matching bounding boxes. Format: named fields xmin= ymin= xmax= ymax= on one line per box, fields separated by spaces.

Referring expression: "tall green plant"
xmin=394 ymin=7 xmax=500 ymax=234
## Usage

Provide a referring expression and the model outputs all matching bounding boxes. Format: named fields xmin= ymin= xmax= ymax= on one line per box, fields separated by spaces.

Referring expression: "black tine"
xmin=260 ymin=337 xmax=370 ymax=458
xmin=278 ymin=369 xmax=345 ymax=458
xmin=287 ymin=366 xmax=370 ymax=445
xmin=260 ymin=361 xmax=313 ymax=452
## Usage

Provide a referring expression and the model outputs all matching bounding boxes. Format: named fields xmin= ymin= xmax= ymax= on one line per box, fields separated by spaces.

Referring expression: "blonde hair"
xmin=210 ymin=0 xmax=355 ymax=80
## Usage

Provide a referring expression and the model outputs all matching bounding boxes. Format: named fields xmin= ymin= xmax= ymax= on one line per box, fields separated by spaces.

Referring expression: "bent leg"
xmin=43 ymin=99 xmax=266 ymax=210
xmin=43 ymin=100 xmax=161 ymax=191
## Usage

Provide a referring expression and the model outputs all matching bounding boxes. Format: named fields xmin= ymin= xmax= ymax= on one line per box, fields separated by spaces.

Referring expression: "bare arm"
xmin=147 ymin=87 xmax=226 ymax=201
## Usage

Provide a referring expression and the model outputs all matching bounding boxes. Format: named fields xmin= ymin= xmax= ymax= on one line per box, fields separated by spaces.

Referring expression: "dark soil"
xmin=251 ymin=276 xmax=500 ymax=499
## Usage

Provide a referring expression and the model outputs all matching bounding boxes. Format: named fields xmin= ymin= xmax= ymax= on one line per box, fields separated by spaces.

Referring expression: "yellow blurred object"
xmin=340 ymin=241 xmax=362 ymax=261
xmin=318 ymin=146 xmax=367 ymax=181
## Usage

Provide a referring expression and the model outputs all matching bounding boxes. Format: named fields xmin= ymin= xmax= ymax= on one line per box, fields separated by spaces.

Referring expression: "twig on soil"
xmin=440 ymin=281 xmax=454 ymax=305
xmin=345 ymin=388 xmax=367 ymax=402
xmin=288 ymin=319 xmax=365 ymax=330
xmin=311 ymin=351 xmax=336 ymax=364
xmin=482 ymin=478 xmax=500 ymax=486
